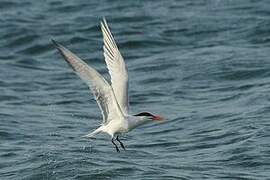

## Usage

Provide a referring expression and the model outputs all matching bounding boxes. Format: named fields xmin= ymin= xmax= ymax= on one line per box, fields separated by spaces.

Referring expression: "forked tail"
xmin=82 ymin=126 xmax=103 ymax=138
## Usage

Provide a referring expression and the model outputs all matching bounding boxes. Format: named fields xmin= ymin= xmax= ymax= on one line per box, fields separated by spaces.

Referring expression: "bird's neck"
xmin=128 ymin=116 xmax=148 ymax=130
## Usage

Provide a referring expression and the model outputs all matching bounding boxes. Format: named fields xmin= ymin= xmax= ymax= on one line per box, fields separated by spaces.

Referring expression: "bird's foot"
xmin=115 ymin=146 xmax=120 ymax=152
xmin=119 ymin=142 xmax=125 ymax=150
xmin=116 ymin=136 xmax=126 ymax=150
xmin=112 ymin=138 xmax=120 ymax=152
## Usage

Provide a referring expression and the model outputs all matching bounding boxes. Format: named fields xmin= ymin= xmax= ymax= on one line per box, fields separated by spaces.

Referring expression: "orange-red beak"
xmin=152 ymin=115 xmax=164 ymax=121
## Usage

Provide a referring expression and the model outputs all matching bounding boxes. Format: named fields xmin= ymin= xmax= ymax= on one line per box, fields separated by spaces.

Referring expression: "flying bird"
xmin=52 ymin=18 xmax=163 ymax=152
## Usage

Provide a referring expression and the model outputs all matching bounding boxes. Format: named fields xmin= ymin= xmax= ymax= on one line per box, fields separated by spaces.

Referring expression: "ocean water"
xmin=1 ymin=0 xmax=270 ymax=179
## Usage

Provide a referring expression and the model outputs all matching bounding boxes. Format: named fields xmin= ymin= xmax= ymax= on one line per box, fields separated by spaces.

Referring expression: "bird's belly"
xmin=105 ymin=120 xmax=128 ymax=136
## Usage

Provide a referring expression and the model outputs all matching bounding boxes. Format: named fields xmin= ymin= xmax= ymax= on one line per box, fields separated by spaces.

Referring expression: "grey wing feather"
xmin=52 ymin=40 xmax=123 ymax=124
xmin=101 ymin=18 xmax=129 ymax=115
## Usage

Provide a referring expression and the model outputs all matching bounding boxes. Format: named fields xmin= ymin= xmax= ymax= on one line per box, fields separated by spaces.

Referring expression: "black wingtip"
xmin=51 ymin=39 xmax=60 ymax=48
xmin=51 ymin=39 xmax=66 ymax=58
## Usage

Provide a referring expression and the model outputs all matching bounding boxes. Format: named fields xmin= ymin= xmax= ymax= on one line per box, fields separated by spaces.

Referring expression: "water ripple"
xmin=1 ymin=0 xmax=270 ymax=179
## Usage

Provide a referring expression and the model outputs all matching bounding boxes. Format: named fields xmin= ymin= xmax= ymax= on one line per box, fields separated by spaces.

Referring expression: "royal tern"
xmin=52 ymin=18 xmax=163 ymax=152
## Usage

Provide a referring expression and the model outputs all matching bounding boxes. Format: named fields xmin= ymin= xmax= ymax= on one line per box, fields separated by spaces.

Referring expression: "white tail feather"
xmin=82 ymin=126 xmax=103 ymax=138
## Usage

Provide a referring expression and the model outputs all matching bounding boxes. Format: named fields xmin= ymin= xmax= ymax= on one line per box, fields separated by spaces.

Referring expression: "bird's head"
xmin=134 ymin=112 xmax=164 ymax=122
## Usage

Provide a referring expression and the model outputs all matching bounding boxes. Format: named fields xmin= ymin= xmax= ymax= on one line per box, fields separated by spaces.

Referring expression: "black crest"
xmin=134 ymin=112 xmax=153 ymax=117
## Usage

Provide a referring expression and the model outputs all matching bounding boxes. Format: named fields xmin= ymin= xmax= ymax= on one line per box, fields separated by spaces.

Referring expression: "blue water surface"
xmin=0 ymin=0 xmax=270 ymax=179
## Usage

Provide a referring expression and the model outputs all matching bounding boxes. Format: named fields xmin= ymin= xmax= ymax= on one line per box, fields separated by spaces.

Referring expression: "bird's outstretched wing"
xmin=52 ymin=40 xmax=123 ymax=124
xmin=101 ymin=18 xmax=129 ymax=115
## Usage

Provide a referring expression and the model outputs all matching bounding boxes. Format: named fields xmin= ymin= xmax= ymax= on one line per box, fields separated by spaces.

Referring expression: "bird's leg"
xmin=116 ymin=136 xmax=126 ymax=150
xmin=111 ymin=138 xmax=120 ymax=152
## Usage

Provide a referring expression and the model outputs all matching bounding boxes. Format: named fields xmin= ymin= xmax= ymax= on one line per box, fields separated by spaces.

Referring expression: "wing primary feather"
xmin=52 ymin=39 xmax=124 ymax=123
xmin=100 ymin=27 xmax=114 ymax=55
xmin=104 ymin=48 xmax=114 ymax=62
xmin=103 ymin=40 xmax=115 ymax=58
xmin=100 ymin=18 xmax=129 ymax=115
xmin=101 ymin=22 xmax=119 ymax=50
xmin=102 ymin=18 xmax=117 ymax=48
xmin=52 ymin=39 xmax=78 ymax=71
